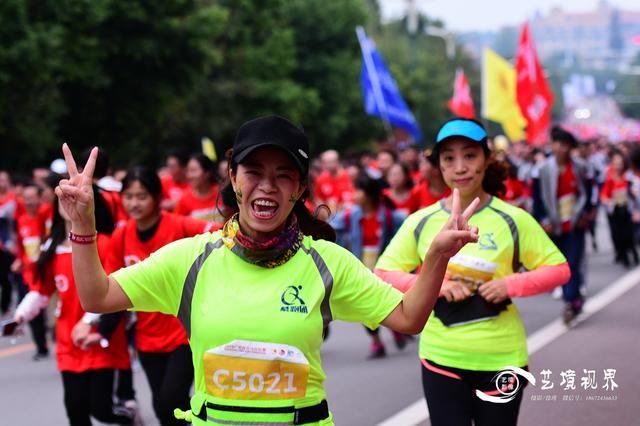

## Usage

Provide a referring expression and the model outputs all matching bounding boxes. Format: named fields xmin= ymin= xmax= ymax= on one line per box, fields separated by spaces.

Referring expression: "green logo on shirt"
xmin=479 ymin=233 xmax=498 ymax=250
xmin=280 ymin=285 xmax=308 ymax=314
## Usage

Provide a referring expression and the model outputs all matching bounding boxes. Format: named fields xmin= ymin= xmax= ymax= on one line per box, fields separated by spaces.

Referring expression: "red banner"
xmin=448 ymin=68 xmax=475 ymax=119
xmin=515 ymin=23 xmax=554 ymax=145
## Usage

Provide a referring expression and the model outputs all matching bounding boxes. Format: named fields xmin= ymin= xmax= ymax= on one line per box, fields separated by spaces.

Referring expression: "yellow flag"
xmin=481 ymin=48 xmax=527 ymax=141
xmin=201 ymin=137 xmax=217 ymax=162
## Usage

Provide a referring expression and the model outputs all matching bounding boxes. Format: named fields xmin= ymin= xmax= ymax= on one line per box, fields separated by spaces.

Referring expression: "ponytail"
xmin=482 ymin=154 xmax=508 ymax=197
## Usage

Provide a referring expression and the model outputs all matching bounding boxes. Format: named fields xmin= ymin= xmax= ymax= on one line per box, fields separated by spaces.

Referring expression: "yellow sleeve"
xmin=326 ymin=244 xmax=403 ymax=329
xmin=518 ymin=211 xmax=567 ymax=269
xmin=111 ymin=236 xmax=204 ymax=315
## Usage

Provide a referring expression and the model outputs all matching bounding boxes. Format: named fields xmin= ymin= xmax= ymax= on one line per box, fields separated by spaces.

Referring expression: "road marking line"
xmin=375 ymin=399 xmax=428 ymax=426
xmin=374 ymin=266 xmax=640 ymax=426
xmin=0 ymin=342 xmax=35 ymax=359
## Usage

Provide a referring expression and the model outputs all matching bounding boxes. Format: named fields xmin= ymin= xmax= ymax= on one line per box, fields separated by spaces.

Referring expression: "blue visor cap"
xmin=436 ymin=120 xmax=487 ymax=145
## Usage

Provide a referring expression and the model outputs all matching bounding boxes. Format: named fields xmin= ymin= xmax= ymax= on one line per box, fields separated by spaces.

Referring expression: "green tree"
xmin=0 ymin=0 xmax=226 ymax=171
xmin=0 ymin=0 xmax=66 ymax=170
xmin=58 ymin=1 xmax=227 ymax=167
xmin=175 ymin=0 xmax=374 ymax=158
xmin=171 ymin=0 xmax=321 ymax=159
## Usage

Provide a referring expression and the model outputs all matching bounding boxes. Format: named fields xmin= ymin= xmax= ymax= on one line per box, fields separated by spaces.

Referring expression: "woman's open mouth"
xmin=251 ymin=198 xmax=279 ymax=220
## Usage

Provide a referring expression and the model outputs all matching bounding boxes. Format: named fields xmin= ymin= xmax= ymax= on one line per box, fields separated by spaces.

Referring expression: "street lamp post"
xmin=406 ymin=0 xmax=419 ymax=75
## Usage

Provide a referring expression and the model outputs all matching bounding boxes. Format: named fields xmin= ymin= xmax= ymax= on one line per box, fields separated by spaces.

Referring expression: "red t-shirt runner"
xmin=0 ymin=190 xmax=25 ymax=220
xmin=600 ymin=168 xmax=629 ymax=208
xmin=411 ymin=181 xmax=451 ymax=210
xmin=383 ymin=188 xmax=419 ymax=217
xmin=35 ymin=235 xmax=130 ymax=372
xmin=106 ymin=212 xmax=219 ymax=353
xmin=0 ymin=191 xmax=25 ymax=251
xmin=15 ymin=212 xmax=46 ymax=287
xmin=314 ymin=170 xmax=355 ymax=208
xmin=502 ymin=177 xmax=527 ymax=209
xmin=557 ymin=162 xmax=578 ymax=233
xmin=38 ymin=202 xmax=54 ymax=235
xmin=360 ymin=210 xmax=383 ymax=270
xmin=161 ymin=175 xmax=190 ymax=206
xmin=175 ymin=185 xmax=225 ymax=224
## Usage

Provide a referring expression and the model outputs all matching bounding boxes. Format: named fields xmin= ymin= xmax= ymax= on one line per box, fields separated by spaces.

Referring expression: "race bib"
xmin=613 ymin=188 xmax=627 ymax=206
xmin=22 ymin=236 xmax=41 ymax=262
xmin=559 ymin=193 xmax=576 ymax=222
xmin=446 ymin=253 xmax=496 ymax=292
xmin=361 ymin=246 xmax=379 ymax=271
xmin=203 ymin=340 xmax=310 ymax=400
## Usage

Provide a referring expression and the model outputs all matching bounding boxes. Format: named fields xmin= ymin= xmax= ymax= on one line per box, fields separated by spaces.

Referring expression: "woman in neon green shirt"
xmin=376 ymin=118 xmax=571 ymax=426
xmin=55 ymin=115 xmax=479 ymax=425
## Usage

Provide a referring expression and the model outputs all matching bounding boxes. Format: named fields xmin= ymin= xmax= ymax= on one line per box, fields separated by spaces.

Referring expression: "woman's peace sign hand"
xmin=428 ymin=188 xmax=480 ymax=259
xmin=54 ymin=144 xmax=98 ymax=231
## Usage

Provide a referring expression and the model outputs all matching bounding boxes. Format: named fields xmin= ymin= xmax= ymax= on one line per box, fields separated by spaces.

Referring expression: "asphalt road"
xmin=0 ymin=211 xmax=636 ymax=426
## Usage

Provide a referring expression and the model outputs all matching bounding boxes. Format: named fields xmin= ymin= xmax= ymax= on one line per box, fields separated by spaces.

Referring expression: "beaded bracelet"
xmin=68 ymin=231 xmax=97 ymax=244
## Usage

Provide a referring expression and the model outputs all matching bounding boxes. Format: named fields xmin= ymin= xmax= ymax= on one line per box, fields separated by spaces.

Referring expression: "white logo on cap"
xmin=298 ymin=149 xmax=308 ymax=159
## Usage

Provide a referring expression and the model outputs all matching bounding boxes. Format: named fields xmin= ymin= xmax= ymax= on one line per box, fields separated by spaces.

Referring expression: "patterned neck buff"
xmin=221 ymin=213 xmax=304 ymax=268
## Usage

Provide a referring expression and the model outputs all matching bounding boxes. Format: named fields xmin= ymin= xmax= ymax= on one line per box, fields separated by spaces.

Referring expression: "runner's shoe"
xmin=368 ymin=341 xmax=386 ymax=359
xmin=114 ymin=399 xmax=144 ymax=426
xmin=392 ymin=331 xmax=407 ymax=350
xmin=32 ymin=350 xmax=49 ymax=361
xmin=562 ymin=297 xmax=584 ymax=326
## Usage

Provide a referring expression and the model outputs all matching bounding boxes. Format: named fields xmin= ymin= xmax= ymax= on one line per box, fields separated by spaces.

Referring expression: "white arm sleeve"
xmin=15 ymin=291 xmax=50 ymax=323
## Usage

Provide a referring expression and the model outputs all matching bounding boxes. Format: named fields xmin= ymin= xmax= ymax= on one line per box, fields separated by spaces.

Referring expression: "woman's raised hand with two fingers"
xmin=428 ymin=188 xmax=480 ymax=259
xmin=54 ymin=143 xmax=98 ymax=232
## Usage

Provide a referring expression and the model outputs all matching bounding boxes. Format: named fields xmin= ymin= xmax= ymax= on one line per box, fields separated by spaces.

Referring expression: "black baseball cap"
xmin=232 ymin=115 xmax=310 ymax=175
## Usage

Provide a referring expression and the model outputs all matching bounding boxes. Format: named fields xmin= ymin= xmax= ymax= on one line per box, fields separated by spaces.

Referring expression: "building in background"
xmin=531 ymin=1 xmax=640 ymax=71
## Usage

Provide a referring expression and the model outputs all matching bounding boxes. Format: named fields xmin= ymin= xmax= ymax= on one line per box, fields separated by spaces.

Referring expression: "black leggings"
xmin=61 ymin=369 xmax=133 ymax=426
xmin=0 ymin=250 xmax=12 ymax=314
xmin=16 ymin=274 xmax=48 ymax=354
xmin=421 ymin=359 xmax=525 ymax=426
xmin=139 ymin=344 xmax=193 ymax=426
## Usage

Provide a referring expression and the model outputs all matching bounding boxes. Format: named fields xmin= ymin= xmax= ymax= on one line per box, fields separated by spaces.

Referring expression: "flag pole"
xmin=356 ymin=26 xmax=393 ymax=139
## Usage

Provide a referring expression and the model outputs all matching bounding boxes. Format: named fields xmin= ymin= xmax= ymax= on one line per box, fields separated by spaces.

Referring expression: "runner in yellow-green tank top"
xmin=58 ymin=116 xmax=480 ymax=425
xmin=376 ymin=118 xmax=570 ymax=426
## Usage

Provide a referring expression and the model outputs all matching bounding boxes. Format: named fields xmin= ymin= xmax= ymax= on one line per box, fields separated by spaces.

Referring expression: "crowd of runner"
xmin=1 ymin=120 xmax=640 ymax=425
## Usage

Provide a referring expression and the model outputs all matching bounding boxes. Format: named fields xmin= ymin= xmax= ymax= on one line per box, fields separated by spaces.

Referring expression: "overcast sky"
xmin=379 ymin=0 xmax=640 ymax=32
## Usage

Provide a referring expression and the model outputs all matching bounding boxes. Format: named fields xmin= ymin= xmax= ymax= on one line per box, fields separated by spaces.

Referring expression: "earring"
xmin=235 ymin=189 xmax=243 ymax=204
xmin=289 ymin=194 xmax=298 ymax=204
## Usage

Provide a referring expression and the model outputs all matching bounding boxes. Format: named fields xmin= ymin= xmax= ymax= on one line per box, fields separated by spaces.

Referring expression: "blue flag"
xmin=356 ymin=26 xmax=422 ymax=142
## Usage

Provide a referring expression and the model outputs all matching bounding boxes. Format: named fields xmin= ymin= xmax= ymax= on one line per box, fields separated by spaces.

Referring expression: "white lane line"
xmin=374 ymin=267 xmax=640 ymax=426
xmin=374 ymin=399 xmax=428 ymax=426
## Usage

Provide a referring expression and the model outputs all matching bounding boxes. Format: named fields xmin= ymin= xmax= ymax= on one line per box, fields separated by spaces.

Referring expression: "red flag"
xmin=515 ymin=23 xmax=554 ymax=145
xmin=448 ymin=68 xmax=475 ymax=119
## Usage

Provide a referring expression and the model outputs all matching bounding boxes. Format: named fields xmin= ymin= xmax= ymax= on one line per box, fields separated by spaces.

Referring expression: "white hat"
xmin=50 ymin=158 xmax=67 ymax=175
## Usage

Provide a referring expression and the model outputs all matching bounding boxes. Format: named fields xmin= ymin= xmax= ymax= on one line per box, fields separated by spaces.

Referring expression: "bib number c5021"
xmin=212 ymin=370 xmax=298 ymax=394
xmin=204 ymin=341 xmax=310 ymax=400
